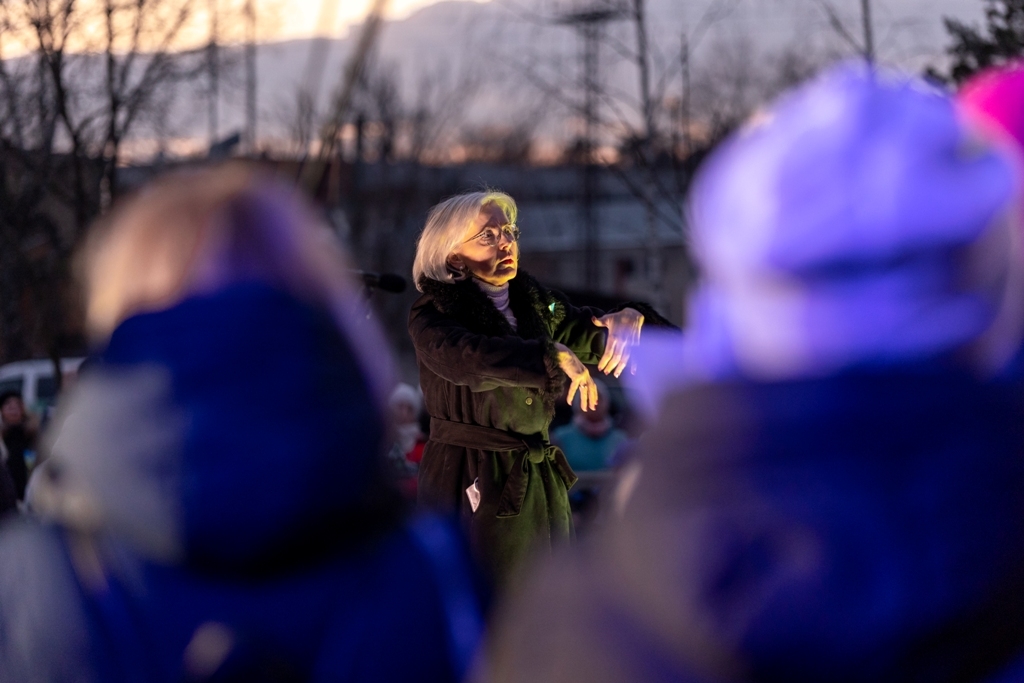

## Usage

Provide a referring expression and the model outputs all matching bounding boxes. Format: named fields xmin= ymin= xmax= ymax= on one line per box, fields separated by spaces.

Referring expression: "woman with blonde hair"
xmin=409 ymin=189 xmax=667 ymax=585
xmin=0 ymin=165 xmax=484 ymax=682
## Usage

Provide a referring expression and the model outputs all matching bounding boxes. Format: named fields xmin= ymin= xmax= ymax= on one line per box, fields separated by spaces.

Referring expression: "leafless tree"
xmin=273 ymin=86 xmax=319 ymax=157
xmin=275 ymin=44 xmax=484 ymax=166
xmin=403 ymin=64 xmax=483 ymax=164
xmin=13 ymin=0 xmax=210 ymax=202
xmin=0 ymin=0 xmax=226 ymax=368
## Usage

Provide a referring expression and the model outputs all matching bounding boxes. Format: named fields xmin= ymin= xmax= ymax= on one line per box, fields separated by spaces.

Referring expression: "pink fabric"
xmin=959 ymin=62 xmax=1024 ymax=154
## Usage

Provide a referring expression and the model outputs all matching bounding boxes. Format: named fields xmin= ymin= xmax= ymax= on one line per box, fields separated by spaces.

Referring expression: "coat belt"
xmin=429 ymin=417 xmax=578 ymax=517
xmin=430 ymin=418 xmax=549 ymax=462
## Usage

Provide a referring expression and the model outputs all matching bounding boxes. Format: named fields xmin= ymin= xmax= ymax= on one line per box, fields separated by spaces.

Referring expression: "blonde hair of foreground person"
xmin=79 ymin=163 xmax=393 ymax=403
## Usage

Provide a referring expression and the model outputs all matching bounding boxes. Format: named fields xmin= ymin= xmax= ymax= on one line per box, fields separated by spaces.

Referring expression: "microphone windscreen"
xmin=376 ymin=273 xmax=407 ymax=293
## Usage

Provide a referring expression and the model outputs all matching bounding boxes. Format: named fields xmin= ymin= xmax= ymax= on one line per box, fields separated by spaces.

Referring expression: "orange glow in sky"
xmin=268 ymin=0 xmax=488 ymax=41
xmin=0 ymin=0 xmax=486 ymax=57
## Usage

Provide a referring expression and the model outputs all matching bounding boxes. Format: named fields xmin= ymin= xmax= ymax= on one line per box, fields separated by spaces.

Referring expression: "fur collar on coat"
xmin=417 ymin=271 xmax=566 ymax=344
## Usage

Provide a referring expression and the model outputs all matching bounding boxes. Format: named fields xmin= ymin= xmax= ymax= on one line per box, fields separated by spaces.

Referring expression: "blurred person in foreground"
xmin=1 ymin=391 xmax=38 ymax=501
xmin=481 ymin=64 xmax=1024 ymax=683
xmin=0 ymin=165 xmax=485 ymax=683
xmin=409 ymin=191 xmax=670 ymax=587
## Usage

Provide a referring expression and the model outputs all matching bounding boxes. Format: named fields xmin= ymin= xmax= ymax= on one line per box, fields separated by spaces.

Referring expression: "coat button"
xmin=525 ymin=397 xmax=533 ymax=405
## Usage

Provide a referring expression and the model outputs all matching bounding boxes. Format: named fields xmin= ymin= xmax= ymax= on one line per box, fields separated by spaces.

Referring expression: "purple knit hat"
xmin=628 ymin=64 xmax=1024 ymax=414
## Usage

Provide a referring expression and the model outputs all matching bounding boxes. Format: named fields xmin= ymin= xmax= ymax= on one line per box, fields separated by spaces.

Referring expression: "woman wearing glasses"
xmin=409 ymin=190 xmax=663 ymax=586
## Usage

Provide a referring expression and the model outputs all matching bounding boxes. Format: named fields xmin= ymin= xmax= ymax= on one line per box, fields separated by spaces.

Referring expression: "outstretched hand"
xmin=593 ymin=308 xmax=644 ymax=378
xmin=554 ymin=342 xmax=598 ymax=411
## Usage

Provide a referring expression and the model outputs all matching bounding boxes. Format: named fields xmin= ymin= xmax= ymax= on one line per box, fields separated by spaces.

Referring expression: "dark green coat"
xmin=409 ymin=272 xmax=608 ymax=584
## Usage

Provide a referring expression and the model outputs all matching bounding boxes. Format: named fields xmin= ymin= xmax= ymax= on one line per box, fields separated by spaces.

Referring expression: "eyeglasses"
xmin=464 ymin=224 xmax=520 ymax=247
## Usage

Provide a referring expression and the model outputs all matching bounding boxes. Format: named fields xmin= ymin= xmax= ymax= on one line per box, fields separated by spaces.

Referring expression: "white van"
xmin=0 ymin=358 xmax=85 ymax=416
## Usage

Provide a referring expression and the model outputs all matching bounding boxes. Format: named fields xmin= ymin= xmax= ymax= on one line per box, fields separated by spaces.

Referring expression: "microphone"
xmin=354 ymin=270 xmax=407 ymax=293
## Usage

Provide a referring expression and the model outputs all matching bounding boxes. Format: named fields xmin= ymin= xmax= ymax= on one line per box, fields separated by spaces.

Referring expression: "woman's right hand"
xmin=554 ymin=343 xmax=598 ymax=411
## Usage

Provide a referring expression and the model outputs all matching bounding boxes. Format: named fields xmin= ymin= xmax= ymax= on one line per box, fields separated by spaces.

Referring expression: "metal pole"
xmin=672 ymin=35 xmax=689 ymax=203
xmin=681 ymin=37 xmax=690 ymax=157
xmin=245 ymin=0 xmax=256 ymax=153
xmin=300 ymin=0 xmax=388 ymax=191
xmin=633 ymin=0 xmax=663 ymax=311
xmin=634 ymin=0 xmax=654 ymax=146
xmin=555 ymin=5 xmax=626 ymax=293
xmin=582 ymin=21 xmax=598 ymax=291
xmin=861 ymin=0 xmax=874 ymax=63
xmin=207 ymin=0 xmax=219 ymax=146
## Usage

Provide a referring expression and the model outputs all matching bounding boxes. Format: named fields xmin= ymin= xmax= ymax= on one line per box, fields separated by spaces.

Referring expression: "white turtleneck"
xmin=475 ymin=279 xmax=517 ymax=330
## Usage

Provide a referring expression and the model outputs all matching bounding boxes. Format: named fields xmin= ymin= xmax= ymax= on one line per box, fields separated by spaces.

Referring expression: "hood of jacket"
xmin=39 ymin=282 xmax=395 ymax=574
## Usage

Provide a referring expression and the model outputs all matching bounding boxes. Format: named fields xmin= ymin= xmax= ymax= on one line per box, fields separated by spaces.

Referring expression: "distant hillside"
xmin=71 ymin=0 xmax=986 ymax=156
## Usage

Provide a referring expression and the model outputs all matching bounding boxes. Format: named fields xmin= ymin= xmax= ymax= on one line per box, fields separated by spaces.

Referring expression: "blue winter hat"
xmin=40 ymin=283 xmax=391 ymax=571
xmin=689 ymin=64 xmax=1022 ymax=380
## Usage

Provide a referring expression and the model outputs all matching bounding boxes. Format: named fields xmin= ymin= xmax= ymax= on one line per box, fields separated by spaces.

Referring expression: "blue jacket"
xmin=0 ymin=283 xmax=484 ymax=682
xmin=485 ymin=369 xmax=1024 ymax=682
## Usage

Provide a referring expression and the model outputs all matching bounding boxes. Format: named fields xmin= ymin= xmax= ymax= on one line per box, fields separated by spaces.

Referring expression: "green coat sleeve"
xmin=547 ymin=292 xmax=677 ymax=366
xmin=410 ymin=300 xmax=560 ymax=392
xmin=547 ymin=290 xmax=608 ymax=366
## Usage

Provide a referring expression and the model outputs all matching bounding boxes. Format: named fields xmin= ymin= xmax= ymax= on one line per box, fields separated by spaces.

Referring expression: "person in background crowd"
xmin=408 ymin=190 xmax=670 ymax=587
xmin=0 ymin=165 xmax=484 ymax=683
xmin=481 ymin=64 xmax=1024 ymax=683
xmin=551 ymin=380 xmax=628 ymax=473
xmin=0 ymin=391 xmax=37 ymax=501
xmin=0 ymin=437 xmax=16 ymax=517
xmin=551 ymin=380 xmax=630 ymax=530
xmin=388 ymin=382 xmax=426 ymax=498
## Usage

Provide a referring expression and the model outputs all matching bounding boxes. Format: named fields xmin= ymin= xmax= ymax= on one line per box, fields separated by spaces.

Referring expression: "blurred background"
xmin=0 ymin=0 xmax=1007 ymax=409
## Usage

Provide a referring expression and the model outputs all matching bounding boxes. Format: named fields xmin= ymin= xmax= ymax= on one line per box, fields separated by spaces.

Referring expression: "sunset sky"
xmin=268 ymin=0 xmax=482 ymax=41
xmin=0 ymin=0 xmax=487 ymax=57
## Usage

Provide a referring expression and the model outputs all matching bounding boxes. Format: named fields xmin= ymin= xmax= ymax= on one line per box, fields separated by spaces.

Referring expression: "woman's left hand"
xmin=592 ymin=308 xmax=644 ymax=378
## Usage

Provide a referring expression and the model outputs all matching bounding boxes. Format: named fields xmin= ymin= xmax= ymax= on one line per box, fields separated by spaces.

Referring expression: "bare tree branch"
xmin=812 ymin=0 xmax=863 ymax=54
